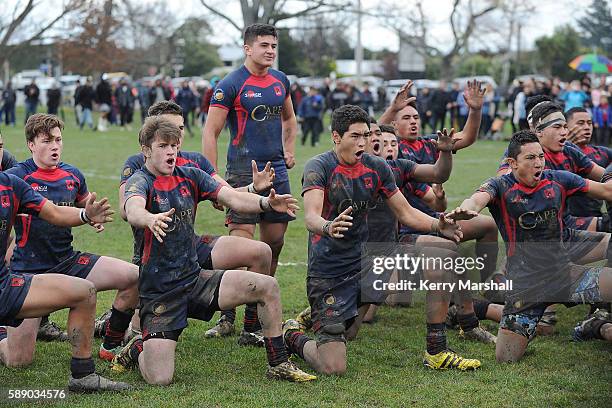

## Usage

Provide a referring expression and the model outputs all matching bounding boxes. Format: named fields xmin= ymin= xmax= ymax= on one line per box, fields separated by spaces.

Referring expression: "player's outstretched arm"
xmin=452 ymin=80 xmax=485 ymax=151
xmin=303 ymin=189 xmax=353 ymax=238
xmin=446 ymin=192 xmax=492 ymax=221
xmin=584 ymin=180 xmax=612 ymax=202
xmin=39 ymin=192 xmax=114 ymax=230
xmin=587 ymin=163 xmax=605 ymax=182
xmin=124 ymin=195 xmax=175 ymax=243
xmin=412 ymin=129 xmax=456 ymax=183
xmin=378 ymin=80 xmax=415 ymax=125
xmin=217 ymin=187 xmax=299 ymax=217
xmin=422 ymin=184 xmax=447 ymax=212
xmin=202 ymin=106 xmax=229 ymax=171
xmin=386 ymin=191 xmax=462 ymax=242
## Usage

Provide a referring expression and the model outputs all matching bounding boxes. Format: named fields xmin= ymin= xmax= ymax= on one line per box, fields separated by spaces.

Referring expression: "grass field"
xmin=0 ymin=110 xmax=610 ymax=408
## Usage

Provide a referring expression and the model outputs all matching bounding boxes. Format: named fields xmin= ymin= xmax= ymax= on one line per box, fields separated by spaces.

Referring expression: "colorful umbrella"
xmin=569 ymin=53 xmax=612 ymax=74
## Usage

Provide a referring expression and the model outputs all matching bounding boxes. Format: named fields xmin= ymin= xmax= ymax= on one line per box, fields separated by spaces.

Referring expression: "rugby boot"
xmin=68 ymin=373 xmax=132 ymax=393
xmin=423 ymin=349 xmax=481 ymax=371
xmin=266 ymin=361 xmax=317 ymax=382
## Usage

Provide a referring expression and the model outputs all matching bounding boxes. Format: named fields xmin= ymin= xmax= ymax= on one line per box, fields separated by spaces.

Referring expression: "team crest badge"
xmin=543 ymin=188 xmax=555 ymax=199
xmin=77 ymin=255 xmax=90 ymax=265
xmin=153 ymin=303 xmax=167 ymax=316
xmin=66 ymin=180 xmax=75 ymax=190
xmin=213 ymin=89 xmax=224 ymax=101
xmin=324 ymin=294 xmax=335 ymax=305
xmin=180 ymin=186 xmax=190 ymax=197
xmin=274 ymin=86 xmax=282 ymax=96
xmin=11 ymin=276 xmax=25 ymax=287
xmin=1 ymin=195 xmax=9 ymax=208
xmin=364 ymin=177 xmax=373 ymax=189
xmin=123 ymin=167 xmax=133 ymax=177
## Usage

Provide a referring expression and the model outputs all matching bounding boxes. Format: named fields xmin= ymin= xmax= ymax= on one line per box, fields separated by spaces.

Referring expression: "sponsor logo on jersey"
xmin=213 ymin=89 xmax=224 ymax=101
xmin=77 ymin=255 xmax=90 ymax=265
xmin=1 ymin=195 xmax=9 ymax=208
xmin=30 ymin=183 xmax=47 ymax=192
xmin=244 ymin=90 xmax=262 ymax=98
xmin=123 ymin=167 xmax=133 ymax=177
xmin=250 ymin=104 xmax=283 ymax=121
xmin=11 ymin=276 xmax=25 ymax=287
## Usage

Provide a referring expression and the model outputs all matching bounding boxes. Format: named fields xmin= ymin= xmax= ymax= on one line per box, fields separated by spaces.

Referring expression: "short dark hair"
xmin=331 ymin=105 xmax=370 ymax=136
xmin=147 ymin=100 xmax=182 ymax=117
xmin=565 ymin=107 xmax=589 ymax=122
xmin=25 ymin=113 xmax=64 ymax=144
xmin=530 ymin=102 xmax=563 ymax=128
xmin=369 ymin=116 xmax=377 ymax=124
xmin=525 ymin=95 xmax=552 ymax=115
xmin=508 ymin=130 xmax=540 ymax=159
xmin=139 ymin=116 xmax=181 ymax=148
xmin=244 ymin=24 xmax=277 ymax=45
xmin=378 ymin=124 xmax=396 ymax=136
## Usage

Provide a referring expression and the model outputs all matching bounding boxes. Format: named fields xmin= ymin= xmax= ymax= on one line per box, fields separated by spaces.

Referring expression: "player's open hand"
xmin=437 ymin=214 xmax=463 ymax=243
xmin=327 ymin=206 xmax=353 ymax=239
xmin=147 ymin=208 xmax=175 ymax=243
xmin=84 ymin=192 xmax=114 ymax=225
xmin=432 ymin=183 xmax=446 ymax=200
xmin=445 ymin=207 xmax=479 ymax=222
xmin=433 ymin=128 xmax=461 ymax=152
xmin=567 ymin=124 xmax=588 ymax=145
xmin=463 ymin=80 xmax=486 ymax=110
xmin=267 ymin=188 xmax=299 ymax=217
xmin=252 ymin=160 xmax=275 ymax=192
xmin=391 ymin=80 xmax=416 ymax=112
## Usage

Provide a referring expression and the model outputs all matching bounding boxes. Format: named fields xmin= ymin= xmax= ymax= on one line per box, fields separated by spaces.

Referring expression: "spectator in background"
xmin=46 ymin=81 xmax=62 ymax=116
xmin=23 ymin=79 xmax=40 ymax=123
xmin=137 ymin=82 xmax=150 ymax=123
xmin=593 ymin=94 xmax=612 ymax=146
xmin=290 ymin=82 xmax=304 ymax=115
xmin=200 ymin=76 xmax=218 ymax=126
xmin=149 ymin=78 xmax=171 ymax=106
xmin=507 ymin=80 xmax=522 ymax=133
xmin=560 ymin=80 xmax=589 ymax=111
xmin=298 ymin=87 xmax=324 ymax=146
xmin=455 ymin=88 xmax=469 ymax=130
xmin=77 ymin=78 xmax=96 ymax=130
xmin=110 ymin=82 xmax=119 ymax=126
xmin=73 ymin=79 xmax=83 ymax=125
xmin=376 ymin=84 xmax=386 ymax=112
xmin=115 ymin=79 xmax=135 ymax=131
xmin=361 ymin=83 xmax=374 ymax=116
xmin=1 ymin=81 xmax=16 ymax=126
xmin=417 ymin=87 xmax=433 ymax=133
xmin=429 ymin=80 xmax=449 ymax=131
xmin=330 ymin=82 xmax=348 ymax=111
xmin=95 ymin=74 xmax=113 ymax=131
xmin=513 ymin=79 xmax=533 ymax=130
xmin=448 ymin=82 xmax=460 ymax=129
xmin=175 ymin=80 xmax=196 ymax=137
xmin=480 ymin=83 xmax=496 ymax=139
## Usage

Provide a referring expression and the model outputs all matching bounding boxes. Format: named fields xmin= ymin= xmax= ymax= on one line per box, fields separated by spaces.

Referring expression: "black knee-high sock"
xmin=243 ymin=304 xmax=261 ymax=332
xmin=457 ymin=313 xmax=479 ymax=331
xmin=70 ymin=357 xmax=95 ymax=379
xmin=473 ymin=299 xmax=491 ymax=320
xmin=128 ymin=337 xmax=144 ymax=365
xmin=426 ymin=323 xmax=447 ymax=355
xmin=103 ymin=307 xmax=134 ymax=349
xmin=265 ymin=336 xmax=289 ymax=367
xmin=221 ymin=309 xmax=236 ymax=323
xmin=284 ymin=330 xmax=310 ymax=360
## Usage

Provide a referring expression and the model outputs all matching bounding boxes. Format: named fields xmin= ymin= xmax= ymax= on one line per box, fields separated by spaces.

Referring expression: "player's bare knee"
xmin=255 ymin=242 xmax=273 ymax=268
xmin=145 ymin=372 xmax=174 ymax=386
xmin=321 ymin=358 xmax=346 ymax=375
xmin=69 ymin=279 xmax=97 ymax=307
xmin=260 ymin=276 xmax=280 ymax=300
xmin=7 ymin=349 xmax=34 ymax=367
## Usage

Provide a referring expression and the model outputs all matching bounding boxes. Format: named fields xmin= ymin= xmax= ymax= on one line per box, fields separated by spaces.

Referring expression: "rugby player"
xmin=4 ymin=114 xmax=140 ymax=365
xmin=449 ymin=131 xmax=612 ymax=362
xmin=203 ymin=24 xmax=297 ymax=337
xmin=0 ymin=170 xmax=130 ymax=392
xmin=112 ymin=116 xmax=315 ymax=384
xmin=283 ymin=105 xmax=481 ymax=375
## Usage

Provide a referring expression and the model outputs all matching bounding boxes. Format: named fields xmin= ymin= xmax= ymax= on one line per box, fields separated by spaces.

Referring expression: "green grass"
xmin=0 ymin=111 xmax=610 ymax=408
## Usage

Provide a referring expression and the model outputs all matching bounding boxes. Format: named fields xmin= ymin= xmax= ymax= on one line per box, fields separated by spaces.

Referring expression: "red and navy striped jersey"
xmin=124 ymin=166 xmax=221 ymax=299
xmin=6 ymin=159 xmax=88 ymax=272
xmin=210 ymin=65 xmax=291 ymax=177
xmin=567 ymin=144 xmax=612 ymax=217
xmin=478 ymin=170 xmax=588 ymax=294
xmin=497 ymin=143 xmax=594 ymax=176
xmin=120 ymin=151 xmax=217 ymax=266
xmin=302 ymin=152 xmax=398 ymax=278
xmin=398 ymin=135 xmax=439 ymax=164
xmin=0 ymin=173 xmax=46 ymax=285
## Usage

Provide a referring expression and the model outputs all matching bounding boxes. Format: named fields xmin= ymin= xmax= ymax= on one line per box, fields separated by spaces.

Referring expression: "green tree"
xmin=277 ymin=29 xmax=308 ymax=76
xmin=577 ymin=0 xmax=612 ymax=55
xmin=535 ymin=25 xmax=584 ymax=80
xmin=174 ymin=17 xmax=222 ymax=76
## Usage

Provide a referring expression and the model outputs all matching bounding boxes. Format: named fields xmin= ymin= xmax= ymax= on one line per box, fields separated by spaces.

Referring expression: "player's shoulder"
xmin=563 ymin=142 xmax=585 ymax=157
xmin=220 ymin=65 xmax=250 ymax=85
xmin=124 ymin=153 xmax=145 ymax=168
xmin=5 ymin=158 xmax=33 ymax=176
xmin=267 ymin=68 xmax=289 ymax=83
xmin=362 ymin=153 xmax=390 ymax=171
xmin=544 ymin=169 xmax=580 ymax=183
xmin=306 ymin=151 xmax=336 ymax=167
xmin=178 ymin=150 xmax=206 ymax=162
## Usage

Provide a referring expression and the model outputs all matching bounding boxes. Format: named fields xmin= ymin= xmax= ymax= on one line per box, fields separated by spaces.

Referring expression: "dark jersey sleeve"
xmin=597 ymin=146 xmax=612 ymax=166
xmin=410 ymin=182 xmax=430 ymax=198
xmin=301 ymin=157 xmax=328 ymax=195
xmin=124 ymin=171 xmax=150 ymax=207
xmin=1 ymin=150 xmax=18 ymax=171
xmin=602 ymin=163 xmax=612 ymax=183
xmin=281 ymin=73 xmax=291 ymax=100
xmin=74 ymin=167 xmax=89 ymax=202
xmin=476 ymin=176 xmax=502 ymax=202
xmin=192 ymin=168 xmax=221 ymax=202
xmin=10 ymin=174 xmax=47 ymax=215
xmin=194 ymin=154 xmax=217 ymax=177
xmin=209 ymin=76 xmax=237 ymax=111
xmin=497 ymin=148 xmax=510 ymax=172
xmin=120 ymin=154 xmax=144 ymax=185
xmin=374 ymin=158 xmax=399 ymax=199
xmin=566 ymin=145 xmax=595 ymax=177
xmin=398 ymin=159 xmax=417 ymax=185
xmin=554 ymin=170 xmax=588 ymax=196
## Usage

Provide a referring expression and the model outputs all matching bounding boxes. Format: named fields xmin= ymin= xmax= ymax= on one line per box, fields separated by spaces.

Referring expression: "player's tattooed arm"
xmin=202 ymin=106 xmax=229 ymax=171
xmin=39 ymin=192 xmax=114 ymax=231
xmin=386 ymin=191 xmax=463 ymax=242
xmin=412 ymin=129 xmax=456 ymax=183
xmin=303 ymin=189 xmax=353 ymax=238
xmin=124 ymin=195 xmax=175 ymax=243
xmin=452 ymin=80 xmax=485 ymax=151
xmin=281 ymin=97 xmax=297 ymax=169
xmin=217 ymin=187 xmax=299 ymax=217
xmin=378 ymin=80 xmax=415 ymax=125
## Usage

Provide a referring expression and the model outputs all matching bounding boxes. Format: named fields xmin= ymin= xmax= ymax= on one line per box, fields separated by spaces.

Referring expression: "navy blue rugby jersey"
xmin=302 ymin=151 xmax=398 ymax=278
xmin=124 ymin=166 xmax=221 ymax=298
xmin=6 ymin=159 xmax=88 ymax=272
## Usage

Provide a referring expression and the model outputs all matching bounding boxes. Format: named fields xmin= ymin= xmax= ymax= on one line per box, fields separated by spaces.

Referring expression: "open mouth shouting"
xmin=355 ymin=149 xmax=364 ymax=160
